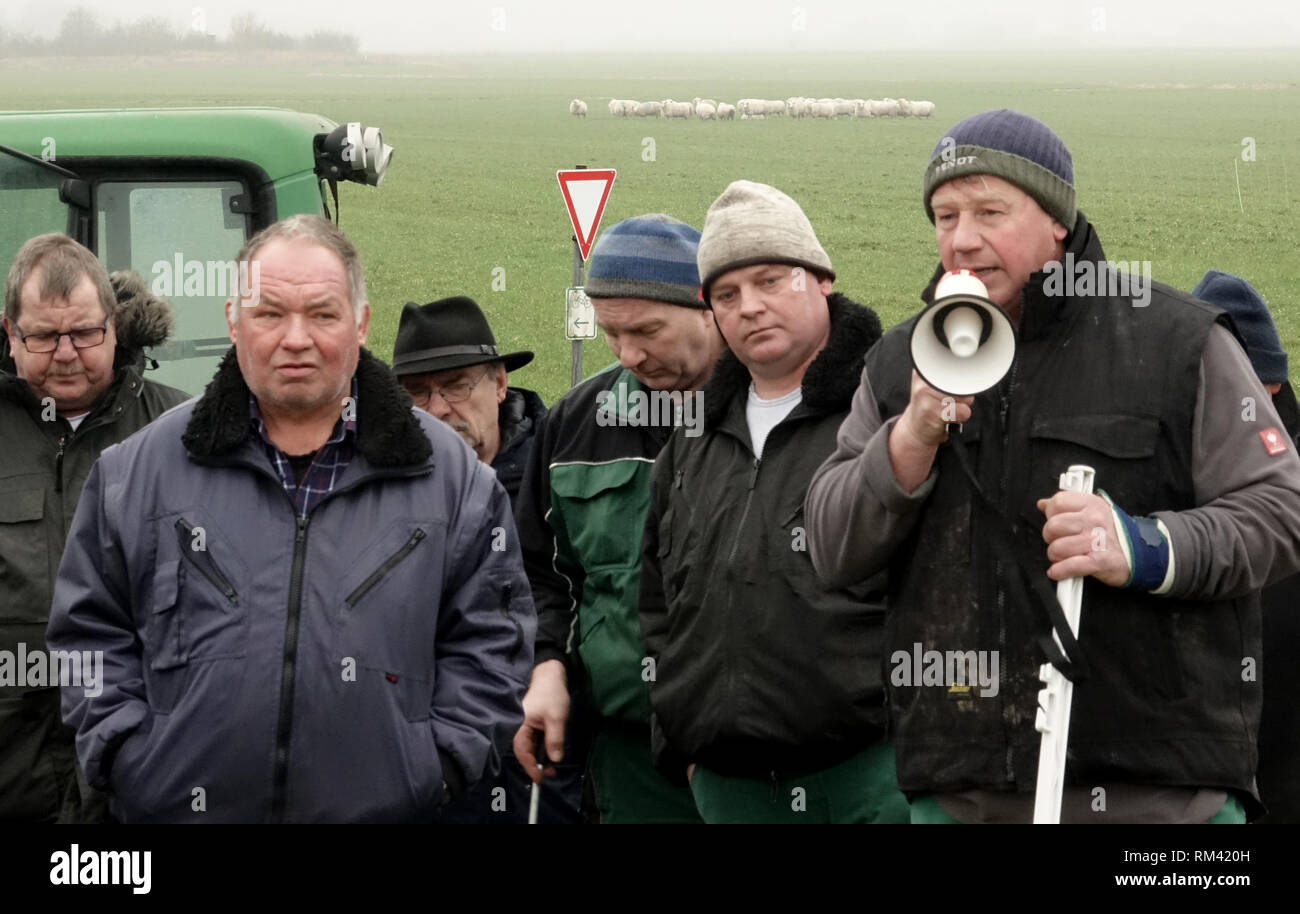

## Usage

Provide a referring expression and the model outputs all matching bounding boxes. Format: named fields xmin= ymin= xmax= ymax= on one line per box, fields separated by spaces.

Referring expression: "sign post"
xmin=556 ymin=166 xmax=616 ymax=388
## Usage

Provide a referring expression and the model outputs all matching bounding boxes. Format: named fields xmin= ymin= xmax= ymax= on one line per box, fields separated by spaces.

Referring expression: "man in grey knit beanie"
xmin=638 ymin=180 xmax=907 ymax=823
xmin=806 ymin=109 xmax=1300 ymax=824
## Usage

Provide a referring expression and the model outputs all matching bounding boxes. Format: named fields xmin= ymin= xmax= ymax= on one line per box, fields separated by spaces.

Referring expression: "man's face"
xmin=400 ymin=362 xmax=507 ymax=464
xmin=5 ymin=272 xmax=117 ymax=415
xmin=930 ymin=174 xmax=1069 ymax=317
xmin=227 ymin=237 xmax=368 ymax=420
xmin=708 ymin=263 xmax=833 ymax=379
xmin=593 ymin=297 xmax=719 ymax=391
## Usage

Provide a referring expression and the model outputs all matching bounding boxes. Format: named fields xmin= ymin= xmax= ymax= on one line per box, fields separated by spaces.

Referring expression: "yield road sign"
xmin=557 ymin=168 xmax=616 ymax=260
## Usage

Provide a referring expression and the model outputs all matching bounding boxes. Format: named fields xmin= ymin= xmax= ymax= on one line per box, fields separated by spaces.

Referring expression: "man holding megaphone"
xmin=805 ymin=109 xmax=1300 ymax=824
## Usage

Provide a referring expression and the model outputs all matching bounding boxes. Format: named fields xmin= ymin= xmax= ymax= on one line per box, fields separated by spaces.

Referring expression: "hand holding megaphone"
xmin=899 ymin=370 xmax=973 ymax=448
xmin=910 ymin=269 xmax=1017 ymax=397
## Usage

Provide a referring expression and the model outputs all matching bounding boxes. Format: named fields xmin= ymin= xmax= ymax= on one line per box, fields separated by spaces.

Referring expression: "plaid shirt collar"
xmin=249 ymin=378 xmax=358 ymax=517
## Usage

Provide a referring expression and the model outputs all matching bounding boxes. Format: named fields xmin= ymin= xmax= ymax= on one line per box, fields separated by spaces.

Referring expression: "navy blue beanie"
xmin=585 ymin=214 xmax=704 ymax=309
xmin=1192 ymin=270 xmax=1288 ymax=384
xmin=924 ymin=108 xmax=1076 ymax=230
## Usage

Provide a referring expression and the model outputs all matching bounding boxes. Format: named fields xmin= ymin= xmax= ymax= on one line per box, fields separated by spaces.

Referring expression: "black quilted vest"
xmin=867 ymin=215 xmax=1261 ymax=802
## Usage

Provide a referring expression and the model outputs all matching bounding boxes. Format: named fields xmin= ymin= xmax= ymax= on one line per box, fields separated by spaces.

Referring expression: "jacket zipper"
xmin=726 ymin=458 xmax=761 ymax=566
xmin=722 ymin=456 xmax=762 ymax=758
xmin=344 ymin=529 xmax=427 ymax=607
xmin=995 ymin=359 xmax=1020 ymax=784
xmin=174 ymin=518 xmax=239 ymax=604
xmin=270 ymin=513 xmax=310 ymax=824
xmin=54 ymin=434 xmax=67 ymax=493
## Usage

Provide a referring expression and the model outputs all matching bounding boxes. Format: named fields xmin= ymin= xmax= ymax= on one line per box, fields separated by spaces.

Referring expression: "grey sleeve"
xmin=805 ymin=362 xmax=937 ymax=589
xmin=1152 ymin=324 xmax=1300 ymax=599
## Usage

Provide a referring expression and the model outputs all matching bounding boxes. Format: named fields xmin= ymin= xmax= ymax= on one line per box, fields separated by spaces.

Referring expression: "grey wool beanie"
xmin=923 ymin=108 xmax=1077 ymax=230
xmin=584 ymin=213 xmax=705 ymax=309
xmin=697 ymin=180 xmax=834 ymax=301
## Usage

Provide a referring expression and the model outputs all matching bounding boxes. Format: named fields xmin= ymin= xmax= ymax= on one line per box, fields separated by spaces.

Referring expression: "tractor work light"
xmin=315 ymin=122 xmax=393 ymax=186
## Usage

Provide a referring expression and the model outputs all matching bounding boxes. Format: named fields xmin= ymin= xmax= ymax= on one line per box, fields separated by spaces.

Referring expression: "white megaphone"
xmin=909 ymin=269 xmax=1017 ymax=396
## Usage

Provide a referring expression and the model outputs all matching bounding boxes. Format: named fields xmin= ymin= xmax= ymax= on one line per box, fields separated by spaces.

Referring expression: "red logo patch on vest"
xmin=1260 ymin=427 xmax=1288 ymax=456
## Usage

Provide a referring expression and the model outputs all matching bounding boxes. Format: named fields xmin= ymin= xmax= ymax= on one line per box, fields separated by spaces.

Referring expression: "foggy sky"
xmin=4 ymin=0 xmax=1299 ymax=54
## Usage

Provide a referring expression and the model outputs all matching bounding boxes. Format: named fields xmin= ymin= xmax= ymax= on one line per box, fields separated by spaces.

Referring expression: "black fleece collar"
xmin=181 ymin=347 xmax=432 ymax=467
xmin=703 ymin=292 xmax=882 ymax=427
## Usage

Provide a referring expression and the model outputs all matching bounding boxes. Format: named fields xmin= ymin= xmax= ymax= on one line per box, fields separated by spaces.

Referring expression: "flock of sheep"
xmin=567 ymin=96 xmax=936 ymax=120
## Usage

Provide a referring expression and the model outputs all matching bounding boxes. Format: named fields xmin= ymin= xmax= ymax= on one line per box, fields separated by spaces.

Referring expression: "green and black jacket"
xmin=516 ymin=363 xmax=674 ymax=725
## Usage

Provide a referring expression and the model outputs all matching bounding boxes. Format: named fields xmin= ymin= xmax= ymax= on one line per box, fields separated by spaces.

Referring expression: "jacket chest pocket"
xmin=0 ymin=487 xmax=51 ymax=624
xmin=551 ymin=460 xmax=649 ymax=571
xmin=143 ymin=517 xmax=249 ymax=709
xmin=334 ymin=525 xmax=435 ymax=723
xmin=144 ymin=553 xmax=246 ymax=714
xmin=1027 ymin=413 xmax=1162 ymax=514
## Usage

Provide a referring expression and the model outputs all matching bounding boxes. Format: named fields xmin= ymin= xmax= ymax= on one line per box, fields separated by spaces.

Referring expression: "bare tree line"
xmin=0 ymin=10 xmax=359 ymax=57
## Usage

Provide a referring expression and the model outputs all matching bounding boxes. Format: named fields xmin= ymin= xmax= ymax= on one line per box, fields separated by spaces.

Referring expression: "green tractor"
xmin=0 ymin=107 xmax=392 ymax=394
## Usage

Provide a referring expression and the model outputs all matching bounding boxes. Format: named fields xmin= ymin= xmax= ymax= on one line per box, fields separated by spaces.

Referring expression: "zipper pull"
xmin=674 ymin=469 xmax=684 ymax=489
xmin=748 ymin=459 xmax=761 ymax=491
xmin=55 ymin=434 xmax=68 ymax=493
xmin=769 ymin=770 xmax=779 ymax=804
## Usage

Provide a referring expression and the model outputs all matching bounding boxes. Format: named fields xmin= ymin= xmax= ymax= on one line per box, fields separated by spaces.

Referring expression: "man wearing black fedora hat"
xmin=393 ymin=295 xmax=556 ymax=823
xmin=392 ymin=296 xmax=547 ymax=508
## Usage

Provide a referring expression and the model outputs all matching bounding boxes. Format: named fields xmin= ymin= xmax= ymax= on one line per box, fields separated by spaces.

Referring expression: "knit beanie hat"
xmin=697 ymin=180 xmax=834 ymax=301
xmin=923 ymin=109 xmax=1077 ymax=230
xmin=1192 ymin=270 xmax=1288 ymax=383
xmin=585 ymin=214 xmax=705 ymax=309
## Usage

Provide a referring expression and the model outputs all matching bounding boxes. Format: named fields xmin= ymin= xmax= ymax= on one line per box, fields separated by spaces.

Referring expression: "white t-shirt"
xmin=746 ymin=383 xmax=802 ymax=459
xmin=64 ymin=413 xmax=87 ymax=432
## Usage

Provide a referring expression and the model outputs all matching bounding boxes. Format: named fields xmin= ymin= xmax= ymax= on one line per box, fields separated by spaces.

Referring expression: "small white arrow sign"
xmin=565 ymin=287 xmax=597 ymax=341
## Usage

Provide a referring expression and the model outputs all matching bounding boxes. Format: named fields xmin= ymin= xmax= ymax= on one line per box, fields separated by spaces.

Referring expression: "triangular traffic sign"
xmin=557 ymin=168 xmax=616 ymax=261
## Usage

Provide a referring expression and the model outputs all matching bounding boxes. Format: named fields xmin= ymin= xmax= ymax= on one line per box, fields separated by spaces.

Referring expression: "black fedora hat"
xmin=392 ymin=296 xmax=534 ymax=377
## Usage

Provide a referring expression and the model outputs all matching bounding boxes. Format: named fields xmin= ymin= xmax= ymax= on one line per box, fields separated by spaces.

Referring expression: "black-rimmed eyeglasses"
xmin=13 ymin=318 xmax=110 ymax=354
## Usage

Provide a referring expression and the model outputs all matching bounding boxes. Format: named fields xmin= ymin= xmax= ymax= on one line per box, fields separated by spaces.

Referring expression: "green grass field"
xmin=5 ymin=49 xmax=1299 ymax=403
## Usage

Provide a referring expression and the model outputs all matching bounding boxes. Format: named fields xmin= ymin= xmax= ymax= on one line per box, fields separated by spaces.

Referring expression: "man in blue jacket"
xmin=46 ymin=215 xmax=535 ymax=823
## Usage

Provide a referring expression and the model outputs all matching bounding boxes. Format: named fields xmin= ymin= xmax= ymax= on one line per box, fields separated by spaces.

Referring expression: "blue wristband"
xmin=1109 ymin=499 xmax=1169 ymax=592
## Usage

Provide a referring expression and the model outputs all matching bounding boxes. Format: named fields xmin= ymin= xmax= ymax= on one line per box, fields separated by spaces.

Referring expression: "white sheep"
xmin=569 ymin=99 xmax=587 ymax=117
xmin=911 ymin=100 xmax=936 ymax=117
xmin=662 ymin=99 xmax=692 ymax=119
xmin=696 ymin=102 xmax=717 ymax=120
xmin=634 ymin=100 xmax=664 ymax=118
xmin=896 ymin=98 xmax=913 ymax=117
xmin=810 ymin=101 xmax=835 ymax=119
xmin=609 ymin=98 xmax=635 ymax=117
xmin=716 ymin=102 xmax=736 ymax=120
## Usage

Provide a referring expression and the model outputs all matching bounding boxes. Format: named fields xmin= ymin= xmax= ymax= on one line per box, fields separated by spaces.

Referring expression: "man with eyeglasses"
xmin=392 ymin=296 xmax=546 ymax=510
xmin=391 ymin=295 xmax=552 ymax=823
xmin=1 ymin=234 xmax=188 ymax=823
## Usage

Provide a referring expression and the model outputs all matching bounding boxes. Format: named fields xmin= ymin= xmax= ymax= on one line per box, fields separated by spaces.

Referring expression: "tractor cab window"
xmin=0 ymin=145 xmax=78 ymax=274
xmin=95 ymin=180 xmax=250 ymax=395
